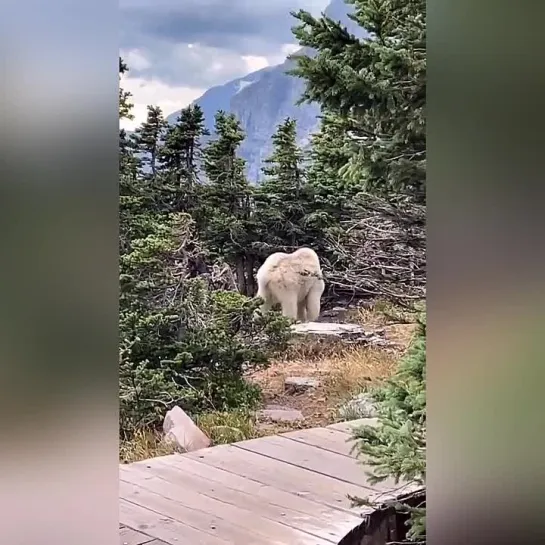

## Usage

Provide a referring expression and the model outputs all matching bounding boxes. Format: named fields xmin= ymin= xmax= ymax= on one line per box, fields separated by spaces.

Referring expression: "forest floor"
xmin=120 ymin=300 xmax=422 ymax=463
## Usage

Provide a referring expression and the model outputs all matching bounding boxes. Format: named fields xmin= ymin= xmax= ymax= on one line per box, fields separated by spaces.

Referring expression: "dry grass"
xmin=352 ymin=299 xmax=425 ymax=328
xmin=120 ymin=301 xmax=423 ymax=463
xmin=248 ymin=343 xmax=399 ymax=428
xmin=120 ymin=410 xmax=260 ymax=464
xmin=120 ymin=428 xmax=179 ymax=464
xmin=322 ymin=346 xmax=398 ymax=404
xmin=195 ymin=410 xmax=258 ymax=444
xmin=248 ymin=301 xmax=421 ymax=429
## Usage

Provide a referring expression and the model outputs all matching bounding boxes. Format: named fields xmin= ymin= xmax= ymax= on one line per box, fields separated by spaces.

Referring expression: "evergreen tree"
xmin=351 ymin=314 xmax=426 ymax=541
xmin=119 ymin=128 xmax=140 ymax=182
xmin=290 ymin=0 xmax=426 ymax=202
xmin=306 ymin=113 xmax=360 ymax=220
xmin=119 ymin=57 xmax=133 ymax=121
xmin=159 ymin=104 xmax=209 ymax=210
xmin=118 ymin=65 xmax=290 ymax=437
xmin=261 ymin=118 xmax=304 ymax=192
xmin=133 ymin=105 xmax=168 ymax=177
xmin=200 ymin=111 xmax=256 ymax=294
xmin=119 ymin=60 xmax=145 ymax=252
xmin=119 ymin=58 xmax=140 ymax=181
xmin=159 ymin=105 xmax=208 ymax=184
xmin=289 ymin=4 xmax=427 ymax=539
xmin=255 ymin=117 xmax=310 ymax=249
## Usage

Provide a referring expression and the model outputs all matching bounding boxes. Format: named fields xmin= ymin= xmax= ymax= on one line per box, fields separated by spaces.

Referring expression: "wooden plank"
xmin=148 ymin=454 xmax=358 ymax=520
xmin=234 ymin=435 xmax=391 ymax=490
xmin=327 ymin=418 xmax=379 ymax=434
xmin=119 ymin=525 xmax=155 ymax=545
xmin=119 ymin=499 xmax=228 ymax=545
xmin=184 ymin=444 xmax=372 ymax=513
xmin=124 ymin=458 xmax=362 ymax=543
xmin=120 ymin=478 xmax=332 ymax=545
xmin=281 ymin=427 xmax=358 ymax=457
xmin=121 ymin=470 xmax=335 ymax=545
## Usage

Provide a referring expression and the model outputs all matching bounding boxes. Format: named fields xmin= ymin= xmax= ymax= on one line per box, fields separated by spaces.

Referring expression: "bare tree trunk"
xmin=245 ymin=256 xmax=256 ymax=296
xmin=235 ymin=256 xmax=247 ymax=294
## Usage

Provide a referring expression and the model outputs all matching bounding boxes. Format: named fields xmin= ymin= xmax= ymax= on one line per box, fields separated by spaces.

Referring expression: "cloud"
xmin=120 ymin=74 xmax=205 ymax=131
xmin=119 ymin=0 xmax=331 ymax=128
xmin=120 ymin=0 xmax=329 ymax=87
xmin=121 ymin=42 xmax=268 ymax=89
xmin=123 ymin=49 xmax=151 ymax=71
xmin=121 ymin=0 xmax=329 ymax=55
xmin=241 ymin=55 xmax=270 ymax=73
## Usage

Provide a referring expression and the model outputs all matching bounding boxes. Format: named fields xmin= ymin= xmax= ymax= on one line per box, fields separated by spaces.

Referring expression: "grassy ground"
xmin=120 ymin=299 xmax=423 ymax=464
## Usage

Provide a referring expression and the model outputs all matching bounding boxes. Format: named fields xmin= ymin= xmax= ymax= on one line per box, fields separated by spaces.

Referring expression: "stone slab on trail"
xmin=284 ymin=376 xmax=320 ymax=393
xmin=257 ymin=406 xmax=305 ymax=423
xmin=291 ymin=321 xmax=391 ymax=346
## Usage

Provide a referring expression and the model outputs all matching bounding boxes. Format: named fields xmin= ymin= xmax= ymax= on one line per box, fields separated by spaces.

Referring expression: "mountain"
xmin=166 ymin=66 xmax=275 ymax=134
xmin=166 ymin=0 xmax=365 ymax=182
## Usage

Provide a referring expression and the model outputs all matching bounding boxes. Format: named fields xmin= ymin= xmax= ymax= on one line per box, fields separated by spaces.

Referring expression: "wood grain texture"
xmin=120 ymin=420 xmax=407 ymax=545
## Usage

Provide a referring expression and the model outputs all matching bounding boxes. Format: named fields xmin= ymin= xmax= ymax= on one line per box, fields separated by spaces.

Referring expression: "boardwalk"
xmin=119 ymin=418 xmax=415 ymax=545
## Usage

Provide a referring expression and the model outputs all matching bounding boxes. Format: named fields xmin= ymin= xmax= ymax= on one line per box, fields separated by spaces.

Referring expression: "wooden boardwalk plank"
xmin=120 ymin=466 xmax=336 ymax=544
xmin=126 ymin=456 xmax=363 ymax=542
xmin=326 ymin=418 xmax=378 ymax=434
xmin=281 ymin=427 xmax=358 ymax=457
xmin=185 ymin=443 xmax=371 ymax=513
xmin=122 ymin=480 xmax=284 ymax=545
xmin=120 ymin=499 xmax=229 ymax=545
xmin=119 ymin=525 xmax=156 ymax=545
xmin=234 ymin=435 xmax=397 ymax=492
xmin=119 ymin=420 xmax=393 ymax=544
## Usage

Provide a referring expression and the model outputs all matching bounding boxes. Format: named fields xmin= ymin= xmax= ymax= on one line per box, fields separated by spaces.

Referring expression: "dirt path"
xmin=248 ymin=321 xmax=418 ymax=433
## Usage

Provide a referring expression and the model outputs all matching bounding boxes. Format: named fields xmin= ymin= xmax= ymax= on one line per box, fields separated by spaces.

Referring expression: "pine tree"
xmin=289 ymin=4 xmax=427 ymax=540
xmin=200 ymin=111 xmax=256 ymax=294
xmin=119 ymin=57 xmax=133 ymax=121
xmin=159 ymin=105 xmax=208 ymax=184
xmin=261 ymin=118 xmax=304 ymax=192
xmin=133 ymin=105 xmax=168 ymax=177
xmin=255 ymin=117 xmax=310 ymax=249
xmin=290 ymin=0 xmax=426 ymax=202
xmin=117 ymin=63 xmax=291 ymax=439
xmin=119 ymin=59 xmax=144 ymax=251
xmin=306 ymin=113 xmax=360 ymax=220
xmin=351 ymin=314 xmax=426 ymax=541
xmin=159 ymin=104 xmax=209 ymax=210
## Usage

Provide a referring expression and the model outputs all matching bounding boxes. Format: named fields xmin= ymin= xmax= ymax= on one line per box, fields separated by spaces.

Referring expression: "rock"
xmin=257 ymin=406 xmax=304 ymax=423
xmin=291 ymin=321 xmax=391 ymax=347
xmin=163 ymin=406 xmax=211 ymax=452
xmin=319 ymin=307 xmax=350 ymax=322
xmin=338 ymin=393 xmax=379 ymax=420
xmin=284 ymin=376 xmax=320 ymax=393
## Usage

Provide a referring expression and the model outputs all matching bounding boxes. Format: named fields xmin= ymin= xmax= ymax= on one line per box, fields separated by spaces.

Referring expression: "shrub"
xmin=350 ymin=313 xmax=426 ymax=542
xmin=119 ymin=212 xmax=292 ymax=439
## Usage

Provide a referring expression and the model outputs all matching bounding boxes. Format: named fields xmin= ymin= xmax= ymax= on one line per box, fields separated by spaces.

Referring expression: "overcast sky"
xmin=120 ymin=0 xmax=330 ymax=130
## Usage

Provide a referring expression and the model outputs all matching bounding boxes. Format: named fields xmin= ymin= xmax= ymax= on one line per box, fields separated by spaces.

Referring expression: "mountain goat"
xmin=256 ymin=247 xmax=325 ymax=323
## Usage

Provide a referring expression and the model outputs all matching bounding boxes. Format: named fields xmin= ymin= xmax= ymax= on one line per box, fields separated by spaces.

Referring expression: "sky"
xmin=119 ymin=0 xmax=330 ymax=130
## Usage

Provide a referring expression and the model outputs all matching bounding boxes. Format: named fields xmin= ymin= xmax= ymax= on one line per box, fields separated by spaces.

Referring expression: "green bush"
xmin=119 ymin=213 xmax=292 ymax=438
xmin=351 ymin=313 xmax=426 ymax=542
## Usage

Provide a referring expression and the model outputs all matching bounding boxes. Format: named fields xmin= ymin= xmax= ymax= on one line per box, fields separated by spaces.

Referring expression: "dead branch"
xmin=322 ymin=194 xmax=425 ymax=306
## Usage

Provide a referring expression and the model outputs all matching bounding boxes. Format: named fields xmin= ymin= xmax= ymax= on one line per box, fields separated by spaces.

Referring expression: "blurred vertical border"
xmin=0 ymin=0 xmax=119 ymax=543
xmin=429 ymin=0 xmax=545 ymax=543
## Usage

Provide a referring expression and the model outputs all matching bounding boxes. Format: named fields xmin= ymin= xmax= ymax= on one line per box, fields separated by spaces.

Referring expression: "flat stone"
xmin=284 ymin=376 xmax=320 ymax=393
xmin=292 ymin=321 xmax=365 ymax=335
xmin=257 ymin=407 xmax=304 ymax=423
xmin=291 ymin=321 xmax=392 ymax=347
